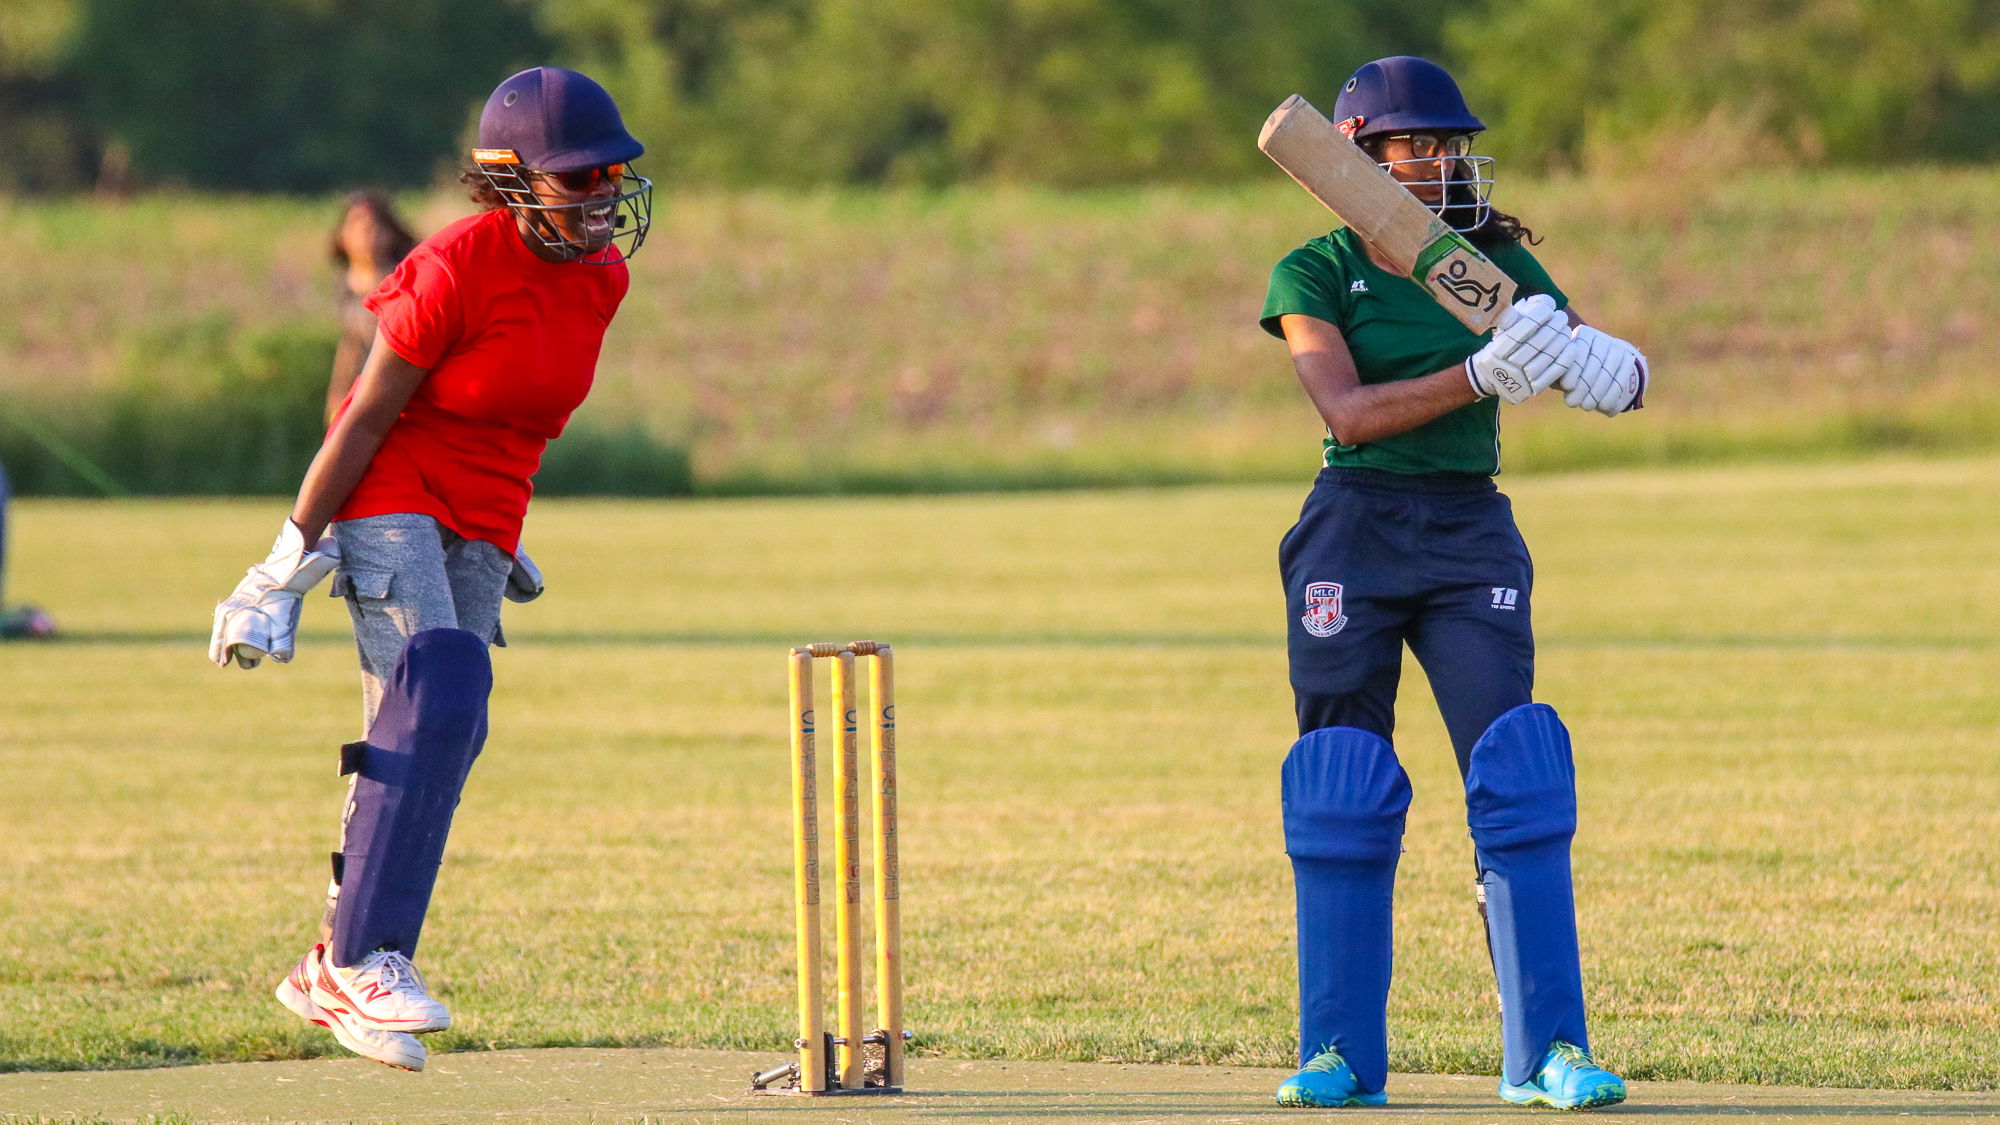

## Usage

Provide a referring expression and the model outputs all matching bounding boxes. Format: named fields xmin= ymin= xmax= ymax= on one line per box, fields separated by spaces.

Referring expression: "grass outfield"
xmin=0 ymin=457 xmax=1995 ymax=1088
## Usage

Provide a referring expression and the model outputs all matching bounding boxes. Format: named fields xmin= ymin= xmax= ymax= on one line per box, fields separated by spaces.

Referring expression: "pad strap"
xmin=338 ymin=740 xmax=368 ymax=777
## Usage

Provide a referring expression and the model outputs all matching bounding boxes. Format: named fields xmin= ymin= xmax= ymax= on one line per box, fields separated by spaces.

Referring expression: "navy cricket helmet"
xmin=1332 ymin=56 xmax=1495 ymax=234
xmin=470 ymin=67 xmax=653 ymax=264
xmin=1331 ymin=56 xmax=1485 ymax=143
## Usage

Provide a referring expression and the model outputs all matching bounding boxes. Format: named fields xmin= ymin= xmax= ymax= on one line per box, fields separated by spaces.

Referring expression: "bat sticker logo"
xmin=1433 ymin=258 xmax=1502 ymax=311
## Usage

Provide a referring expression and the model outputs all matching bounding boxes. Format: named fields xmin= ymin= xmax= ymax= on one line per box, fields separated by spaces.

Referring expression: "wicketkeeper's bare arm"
xmin=209 ymin=331 xmax=431 ymax=670
xmin=290 ymin=330 xmax=431 ymax=544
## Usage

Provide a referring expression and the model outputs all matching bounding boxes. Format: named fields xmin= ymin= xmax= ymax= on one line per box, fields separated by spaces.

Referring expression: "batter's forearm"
xmin=1318 ymin=367 xmax=1480 ymax=446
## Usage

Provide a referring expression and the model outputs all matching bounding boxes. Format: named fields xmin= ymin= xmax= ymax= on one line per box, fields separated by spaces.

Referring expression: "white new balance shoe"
xmin=277 ymin=944 xmax=426 ymax=1071
xmin=310 ymin=947 xmax=452 ymax=1034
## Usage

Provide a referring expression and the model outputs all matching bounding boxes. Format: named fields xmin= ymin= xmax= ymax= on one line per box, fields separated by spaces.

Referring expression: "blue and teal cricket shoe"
xmin=1275 ymin=1048 xmax=1389 ymax=1108
xmin=1498 ymin=1041 xmax=1627 ymax=1110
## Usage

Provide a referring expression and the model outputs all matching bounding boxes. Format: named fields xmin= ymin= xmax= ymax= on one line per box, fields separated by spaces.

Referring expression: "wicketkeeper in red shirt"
xmin=208 ymin=67 xmax=652 ymax=1071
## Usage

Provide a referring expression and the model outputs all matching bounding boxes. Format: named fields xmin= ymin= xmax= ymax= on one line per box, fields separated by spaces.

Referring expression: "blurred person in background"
xmin=1263 ymin=57 xmax=1645 ymax=1112
xmin=327 ymin=192 xmax=420 ymax=425
xmin=0 ymin=457 xmax=58 ymax=639
xmin=208 ymin=67 xmax=652 ymax=1071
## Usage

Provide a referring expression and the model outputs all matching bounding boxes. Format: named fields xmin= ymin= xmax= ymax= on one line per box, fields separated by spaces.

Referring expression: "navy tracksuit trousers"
xmin=1281 ymin=467 xmax=1534 ymax=775
xmin=1280 ymin=467 xmax=1598 ymax=1090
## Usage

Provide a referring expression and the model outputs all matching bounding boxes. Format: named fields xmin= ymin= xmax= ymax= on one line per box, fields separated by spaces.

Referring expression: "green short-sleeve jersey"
xmin=1259 ymin=227 xmax=1567 ymax=476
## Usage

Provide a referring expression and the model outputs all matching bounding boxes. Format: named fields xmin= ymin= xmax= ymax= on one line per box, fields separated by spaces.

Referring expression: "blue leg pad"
xmin=330 ymin=628 xmax=492 ymax=967
xmin=1283 ymin=726 xmax=1412 ymax=1096
xmin=1464 ymin=703 xmax=1589 ymax=1086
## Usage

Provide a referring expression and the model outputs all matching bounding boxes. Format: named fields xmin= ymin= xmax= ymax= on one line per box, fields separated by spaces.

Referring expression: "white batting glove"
xmin=209 ymin=521 xmax=342 ymax=669
xmin=1555 ymin=324 xmax=1609 ymax=396
xmin=1561 ymin=325 xmax=1648 ymax=416
xmin=1464 ymin=294 xmax=1576 ymax=404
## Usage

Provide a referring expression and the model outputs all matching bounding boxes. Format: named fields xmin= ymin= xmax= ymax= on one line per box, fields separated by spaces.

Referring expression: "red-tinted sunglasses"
xmin=542 ymin=163 xmax=627 ymax=192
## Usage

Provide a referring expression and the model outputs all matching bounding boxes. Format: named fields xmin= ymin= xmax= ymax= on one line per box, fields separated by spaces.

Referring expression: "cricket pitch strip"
xmin=3 ymin=1048 xmax=1995 ymax=1123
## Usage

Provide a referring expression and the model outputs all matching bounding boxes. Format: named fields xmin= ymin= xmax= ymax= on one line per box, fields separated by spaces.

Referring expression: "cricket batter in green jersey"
xmin=1263 ymin=57 xmax=1646 ymax=1111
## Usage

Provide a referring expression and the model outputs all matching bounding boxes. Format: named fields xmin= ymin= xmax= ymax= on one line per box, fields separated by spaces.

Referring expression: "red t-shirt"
xmin=336 ymin=207 xmax=629 ymax=552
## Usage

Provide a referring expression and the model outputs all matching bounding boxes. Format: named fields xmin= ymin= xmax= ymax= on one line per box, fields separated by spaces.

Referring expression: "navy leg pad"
xmin=1464 ymin=702 xmax=1589 ymax=1085
xmin=329 ymin=628 xmax=492 ymax=967
xmin=1283 ymin=726 xmax=1412 ymax=1094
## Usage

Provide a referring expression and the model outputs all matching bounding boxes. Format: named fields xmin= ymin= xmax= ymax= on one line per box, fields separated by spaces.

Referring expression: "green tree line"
xmin=2 ymin=0 xmax=1997 ymax=193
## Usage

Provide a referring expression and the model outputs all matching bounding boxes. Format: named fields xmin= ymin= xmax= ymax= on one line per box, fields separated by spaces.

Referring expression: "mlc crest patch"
xmin=1302 ymin=581 xmax=1349 ymax=637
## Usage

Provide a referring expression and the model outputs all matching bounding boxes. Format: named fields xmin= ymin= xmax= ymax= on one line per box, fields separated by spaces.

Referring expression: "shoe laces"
xmin=1299 ymin=1046 xmax=1349 ymax=1074
xmin=359 ymin=949 xmax=428 ymax=997
xmin=1548 ymin=1041 xmax=1595 ymax=1068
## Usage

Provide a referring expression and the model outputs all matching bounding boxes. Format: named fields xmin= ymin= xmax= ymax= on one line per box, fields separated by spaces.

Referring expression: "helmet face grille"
xmin=474 ymin=162 xmax=654 ymax=264
xmin=1370 ymin=154 xmax=1495 ymax=234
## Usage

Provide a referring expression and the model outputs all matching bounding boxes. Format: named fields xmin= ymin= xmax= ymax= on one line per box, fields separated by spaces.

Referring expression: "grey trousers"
xmin=331 ymin=513 xmax=511 ymax=731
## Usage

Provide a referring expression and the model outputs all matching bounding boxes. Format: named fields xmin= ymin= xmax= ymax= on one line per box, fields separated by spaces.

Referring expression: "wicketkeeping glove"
xmin=1464 ymin=294 xmax=1576 ymax=404
xmin=209 ymin=521 xmax=342 ymax=669
xmin=504 ymin=546 xmax=544 ymax=604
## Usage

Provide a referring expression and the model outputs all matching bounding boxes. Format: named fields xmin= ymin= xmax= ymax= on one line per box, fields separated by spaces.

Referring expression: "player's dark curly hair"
xmin=1471 ymin=208 xmax=1538 ymax=247
xmin=1447 ymin=180 xmax=1539 ymax=247
xmin=459 ymin=163 xmax=512 ymax=211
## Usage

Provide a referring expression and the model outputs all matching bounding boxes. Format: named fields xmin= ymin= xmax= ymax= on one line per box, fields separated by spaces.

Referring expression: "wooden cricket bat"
xmin=1259 ymin=94 xmax=1516 ymax=334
